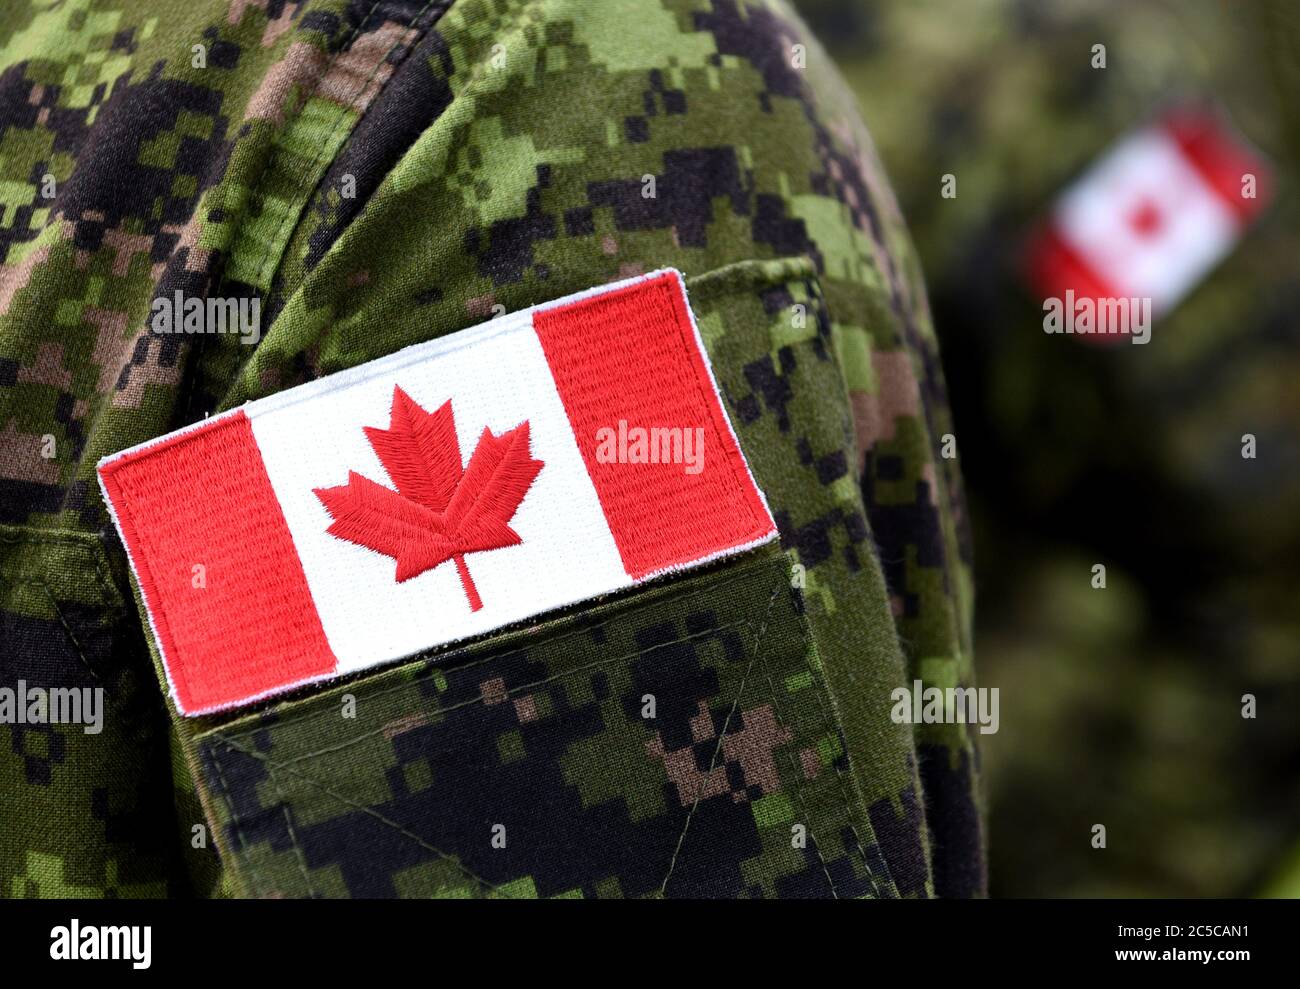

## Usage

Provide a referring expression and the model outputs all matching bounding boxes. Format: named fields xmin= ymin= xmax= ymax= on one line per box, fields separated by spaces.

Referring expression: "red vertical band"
xmin=1023 ymin=222 xmax=1119 ymax=305
xmin=1164 ymin=109 xmax=1269 ymax=223
xmin=1022 ymin=222 xmax=1133 ymax=345
xmin=99 ymin=411 xmax=335 ymax=714
xmin=533 ymin=271 xmax=774 ymax=580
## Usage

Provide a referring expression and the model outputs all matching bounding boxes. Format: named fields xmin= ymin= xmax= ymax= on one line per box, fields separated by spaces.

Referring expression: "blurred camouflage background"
xmin=793 ymin=0 xmax=1300 ymax=896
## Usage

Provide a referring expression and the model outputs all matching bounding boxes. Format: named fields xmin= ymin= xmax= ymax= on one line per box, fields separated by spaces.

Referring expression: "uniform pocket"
xmin=194 ymin=545 xmax=890 ymax=899
xmin=0 ymin=524 xmax=180 ymax=897
xmin=165 ymin=255 xmax=923 ymax=898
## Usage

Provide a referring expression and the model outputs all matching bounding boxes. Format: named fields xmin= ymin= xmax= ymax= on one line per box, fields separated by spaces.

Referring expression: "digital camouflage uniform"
xmin=799 ymin=0 xmax=1300 ymax=896
xmin=0 ymin=0 xmax=980 ymax=898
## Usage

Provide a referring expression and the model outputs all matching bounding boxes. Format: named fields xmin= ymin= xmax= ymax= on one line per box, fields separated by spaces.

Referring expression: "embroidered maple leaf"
xmin=313 ymin=386 xmax=543 ymax=611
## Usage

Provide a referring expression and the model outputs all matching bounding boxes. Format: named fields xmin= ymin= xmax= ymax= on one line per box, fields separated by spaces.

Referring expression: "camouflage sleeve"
xmin=0 ymin=0 xmax=981 ymax=898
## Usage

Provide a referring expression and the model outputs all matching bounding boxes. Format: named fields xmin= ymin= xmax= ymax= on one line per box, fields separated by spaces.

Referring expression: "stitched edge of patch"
xmin=98 ymin=269 xmax=778 ymax=716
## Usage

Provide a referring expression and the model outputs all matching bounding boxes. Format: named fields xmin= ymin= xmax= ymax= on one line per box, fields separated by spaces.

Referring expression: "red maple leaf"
xmin=313 ymin=386 xmax=544 ymax=611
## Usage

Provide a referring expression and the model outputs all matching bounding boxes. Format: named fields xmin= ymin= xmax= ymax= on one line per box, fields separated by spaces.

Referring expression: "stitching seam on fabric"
xmin=800 ymin=644 xmax=890 ymax=899
xmin=659 ymin=581 xmax=780 ymax=897
xmin=260 ymin=0 xmax=550 ymax=373
xmin=694 ymin=268 xmax=897 ymax=900
xmin=111 ymin=469 xmax=195 ymax=705
xmin=248 ymin=0 xmax=441 ymax=289
xmin=0 ymin=536 xmax=122 ymax=610
xmin=207 ymin=743 xmax=263 ymax=898
xmin=173 ymin=0 xmax=389 ymax=425
xmin=205 ymin=610 xmax=768 ymax=895
xmin=205 ymin=560 xmax=796 ymax=898
xmin=218 ymin=620 xmax=745 ymax=770
xmin=752 ymin=603 xmax=840 ymax=899
xmin=242 ymin=0 xmax=384 ymax=285
xmin=211 ymin=734 xmax=519 ymax=898
xmin=33 ymin=578 xmax=101 ymax=682
xmin=0 ymin=532 xmax=104 ymax=546
xmin=266 ymin=765 xmax=319 ymax=898
xmin=86 ymin=541 xmax=123 ymax=611
xmin=217 ymin=555 xmax=775 ymax=749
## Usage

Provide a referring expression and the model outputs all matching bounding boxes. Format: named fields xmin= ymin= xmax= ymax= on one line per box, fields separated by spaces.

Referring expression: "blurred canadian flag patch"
xmin=98 ymin=270 xmax=776 ymax=716
xmin=1025 ymin=106 xmax=1271 ymax=332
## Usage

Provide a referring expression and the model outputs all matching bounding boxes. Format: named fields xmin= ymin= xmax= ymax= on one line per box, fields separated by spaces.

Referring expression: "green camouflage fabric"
xmin=799 ymin=0 xmax=1300 ymax=896
xmin=0 ymin=0 xmax=979 ymax=898
xmin=199 ymin=545 xmax=893 ymax=898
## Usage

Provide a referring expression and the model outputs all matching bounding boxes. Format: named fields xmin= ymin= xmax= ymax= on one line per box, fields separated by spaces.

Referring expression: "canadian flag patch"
xmin=99 ymin=270 xmax=777 ymax=715
xmin=1025 ymin=106 xmax=1271 ymax=329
